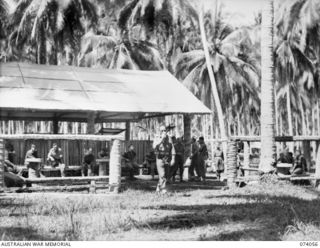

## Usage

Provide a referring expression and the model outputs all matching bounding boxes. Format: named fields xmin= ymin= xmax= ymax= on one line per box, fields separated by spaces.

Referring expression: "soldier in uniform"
xmin=169 ymin=136 xmax=184 ymax=182
xmin=47 ymin=143 xmax=63 ymax=168
xmin=189 ymin=137 xmax=199 ymax=180
xmin=291 ymin=149 xmax=307 ymax=175
xmin=214 ymin=146 xmax=224 ymax=180
xmin=123 ymin=144 xmax=139 ymax=180
xmin=4 ymin=142 xmax=24 ymax=187
xmin=198 ymin=137 xmax=208 ymax=182
xmin=153 ymin=125 xmax=175 ymax=194
xmin=82 ymin=147 xmax=96 ymax=176
xmin=145 ymin=149 xmax=156 ymax=180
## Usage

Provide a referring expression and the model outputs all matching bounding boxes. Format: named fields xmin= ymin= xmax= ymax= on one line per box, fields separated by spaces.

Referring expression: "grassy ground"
xmin=1 ymin=176 xmax=320 ymax=241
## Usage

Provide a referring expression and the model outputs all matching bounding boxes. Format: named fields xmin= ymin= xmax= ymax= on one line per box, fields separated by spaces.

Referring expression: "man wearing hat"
xmin=153 ymin=125 xmax=176 ymax=194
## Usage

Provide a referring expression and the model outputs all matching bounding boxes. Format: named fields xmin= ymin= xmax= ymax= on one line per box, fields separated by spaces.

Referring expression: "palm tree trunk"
xmin=274 ymin=87 xmax=278 ymax=135
xmin=286 ymin=85 xmax=293 ymax=151
xmin=286 ymin=85 xmax=293 ymax=136
xmin=198 ymin=5 xmax=226 ymax=141
xmin=38 ymin=23 xmax=46 ymax=65
xmin=183 ymin=114 xmax=192 ymax=160
xmin=318 ymin=98 xmax=320 ymax=135
xmin=301 ymin=103 xmax=306 ymax=135
xmin=260 ymin=0 xmax=276 ymax=173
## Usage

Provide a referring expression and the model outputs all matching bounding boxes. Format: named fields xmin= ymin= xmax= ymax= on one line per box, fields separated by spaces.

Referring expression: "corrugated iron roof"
xmin=0 ymin=62 xmax=211 ymax=122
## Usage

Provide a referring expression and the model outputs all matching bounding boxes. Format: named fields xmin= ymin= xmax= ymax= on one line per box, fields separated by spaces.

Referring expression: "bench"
xmin=24 ymin=176 xmax=116 ymax=193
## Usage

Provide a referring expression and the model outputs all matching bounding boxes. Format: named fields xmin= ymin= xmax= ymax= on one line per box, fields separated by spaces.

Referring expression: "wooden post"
xmin=243 ymin=141 xmax=250 ymax=176
xmin=302 ymin=140 xmax=312 ymax=172
xmin=183 ymin=114 xmax=192 ymax=181
xmin=87 ymin=112 xmax=96 ymax=134
xmin=226 ymin=140 xmax=238 ymax=187
xmin=89 ymin=180 xmax=96 ymax=194
xmin=316 ymin=141 xmax=320 ymax=178
xmin=109 ymin=139 xmax=122 ymax=193
xmin=125 ymin=121 xmax=130 ymax=141
xmin=0 ymin=139 xmax=5 ymax=192
xmin=53 ymin=119 xmax=59 ymax=134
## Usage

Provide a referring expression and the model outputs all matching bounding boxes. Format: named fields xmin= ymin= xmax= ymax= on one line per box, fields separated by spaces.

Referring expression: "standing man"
xmin=153 ymin=125 xmax=175 ymax=194
xmin=123 ymin=144 xmax=139 ymax=180
xmin=214 ymin=146 xmax=224 ymax=180
xmin=198 ymin=137 xmax=208 ymax=182
xmin=189 ymin=137 xmax=199 ymax=181
xmin=169 ymin=136 xmax=184 ymax=182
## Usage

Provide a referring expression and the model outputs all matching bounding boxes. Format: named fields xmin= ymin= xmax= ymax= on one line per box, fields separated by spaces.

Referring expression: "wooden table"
xmin=25 ymin=158 xmax=42 ymax=178
xmin=96 ymin=158 xmax=109 ymax=176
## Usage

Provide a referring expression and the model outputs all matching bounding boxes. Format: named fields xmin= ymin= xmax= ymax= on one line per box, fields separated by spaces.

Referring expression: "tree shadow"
xmin=121 ymin=178 xmax=225 ymax=193
xmin=0 ymin=227 xmax=59 ymax=241
xmin=139 ymin=194 xmax=320 ymax=240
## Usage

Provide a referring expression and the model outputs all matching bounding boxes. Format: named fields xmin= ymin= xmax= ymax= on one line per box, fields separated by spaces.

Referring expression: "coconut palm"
xmin=259 ymin=0 xmax=276 ymax=173
xmin=9 ymin=0 xmax=97 ymax=65
xmin=0 ymin=0 xmax=8 ymax=39
xmin=78 ymin=30 xmax=164 ymax=70
xmin=174 ymin=12 xmax=260 ymax=137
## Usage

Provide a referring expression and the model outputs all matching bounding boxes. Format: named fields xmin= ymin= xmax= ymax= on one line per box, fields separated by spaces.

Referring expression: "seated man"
xmin=82 ymin=147 xmax=96 ymax=176
xmin=98 ymin=147 xmax=109 ymax=159
xmin=4 ymin=142 xmax=24 ymax=187
xmin=291 ymin=149 xmax=307 ymax=175
xmin=47 ymin=143 xmax=63 ymax=168
xmin=25 ymin=143 xmax=38 ymax=161
xmin=123 ymin=144 xmax=139 ymax=180
xmin=278 ymin=146 xmax=294 ymax=164
xmin=25 ymin=144 xmax=41 ymax=178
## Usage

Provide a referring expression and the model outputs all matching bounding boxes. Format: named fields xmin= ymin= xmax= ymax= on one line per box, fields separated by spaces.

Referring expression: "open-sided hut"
xmin=0 ymin=62 xmax=211 ymax=191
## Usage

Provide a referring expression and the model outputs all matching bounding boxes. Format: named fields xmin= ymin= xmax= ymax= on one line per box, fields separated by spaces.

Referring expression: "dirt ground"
xmin=1 ymin=175 xmax=320 ymax=241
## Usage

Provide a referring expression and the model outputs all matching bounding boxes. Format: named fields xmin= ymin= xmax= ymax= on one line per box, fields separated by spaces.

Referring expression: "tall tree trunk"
xmin=287 ymin=85 xmax=293 ymax=136
xmin=301 ymin=103 xmax=306 ymax=135
xmin=274 ymin=86 xmax=278 ymax=135
xmin=198 ymin=5 xmax=226 ymax=140
xmin=183 ymin=114 xmax=192 ymax=160
xmin=260 ymin=0 xmax=276 ymax=173
xmin=318 ymin=98 xmax=320 ymax=135
xmin=38 ymin=23 xmax=46 ymax=65
xmin=286 ymin=85 xmax=293 ymax=151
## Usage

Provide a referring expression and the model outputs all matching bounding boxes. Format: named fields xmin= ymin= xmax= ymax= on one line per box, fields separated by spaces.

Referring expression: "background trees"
xmin=0 ymin=0 xmax=320 ymax=163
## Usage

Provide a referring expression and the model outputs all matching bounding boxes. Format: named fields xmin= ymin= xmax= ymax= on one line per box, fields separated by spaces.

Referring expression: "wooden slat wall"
xmin=0 ymin=139 xmax=4 ymax=191
xmin=5 ymin=139 xmax=152 ymax=166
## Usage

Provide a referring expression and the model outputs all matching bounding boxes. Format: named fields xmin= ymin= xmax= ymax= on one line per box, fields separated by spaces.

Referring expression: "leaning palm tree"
xmin=259 ymin=0 xmax=276 ymax=173
xmin=175 ymin=11 xmax=260 ymax=139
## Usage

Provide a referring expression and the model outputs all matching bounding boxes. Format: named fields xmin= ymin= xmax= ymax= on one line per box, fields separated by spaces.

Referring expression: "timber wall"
xmin=4 ymin=139 xmax=153 ymax=166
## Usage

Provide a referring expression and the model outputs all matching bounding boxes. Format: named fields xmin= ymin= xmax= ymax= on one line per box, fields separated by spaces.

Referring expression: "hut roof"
xmin=0 ymin=63 xmax=210 ymax=122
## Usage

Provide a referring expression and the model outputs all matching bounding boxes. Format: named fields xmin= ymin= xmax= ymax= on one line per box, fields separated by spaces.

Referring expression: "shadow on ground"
xmin=121 ymin=177 xmax=225 ymax=192
xmin=0 ymin=227 xmax=59 ymax=241
xmin=139 ymin=193 xmax=320 ymax=240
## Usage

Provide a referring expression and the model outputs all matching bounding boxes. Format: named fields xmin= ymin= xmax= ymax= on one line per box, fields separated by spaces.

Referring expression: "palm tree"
xmin=174 ymin=12 xmax=260 ymax=137
xmin=10 ymin=0 xmax=97 ymax=65
xmin=259 ymin=0 xmax=276 ymax=173
xmin=0 ymin=0 xmax=8 ymax=39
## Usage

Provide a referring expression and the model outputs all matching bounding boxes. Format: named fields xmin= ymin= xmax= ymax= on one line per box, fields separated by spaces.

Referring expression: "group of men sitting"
xmin=3 ymin=142 xmax=110 ymax=186
xmin=277 ymin=147 xmax=308 ymax=175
